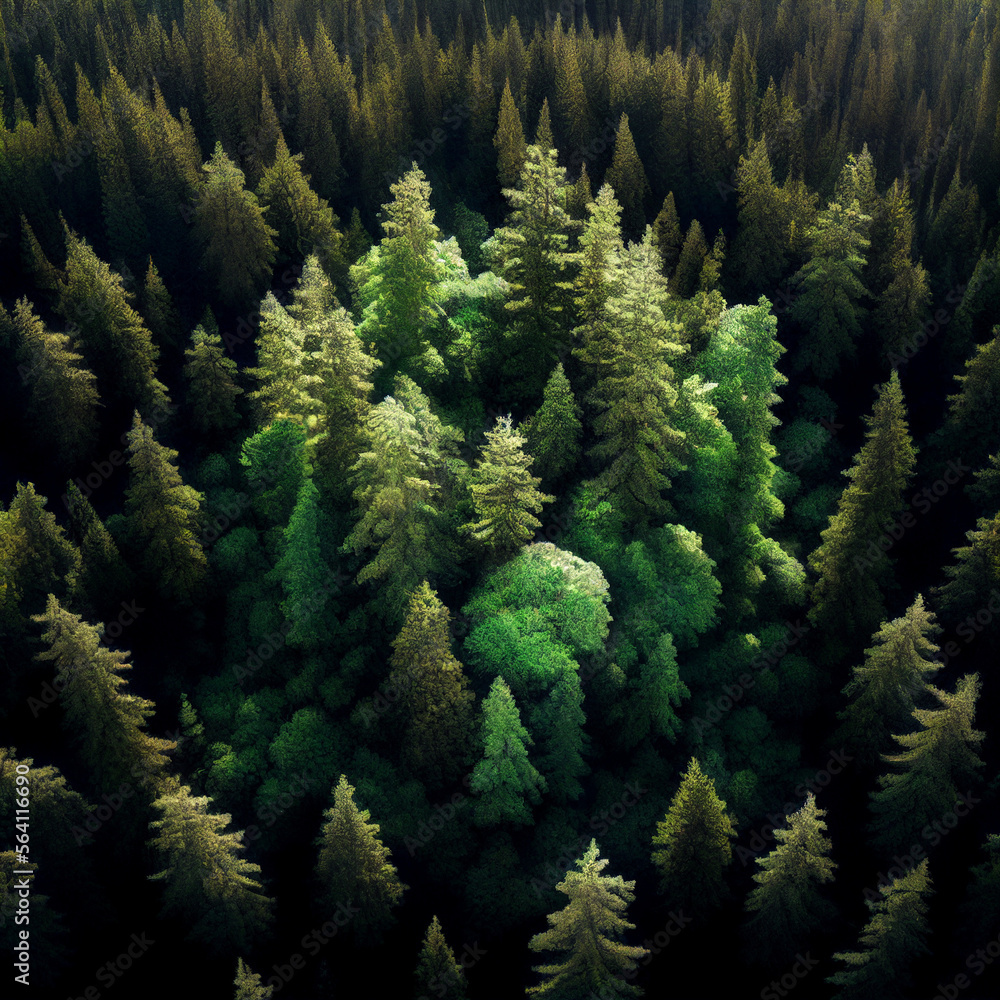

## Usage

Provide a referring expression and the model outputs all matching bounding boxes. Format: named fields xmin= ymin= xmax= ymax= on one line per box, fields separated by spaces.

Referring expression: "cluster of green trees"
xmin=2 ymin=0 xmax=1000 ymax=997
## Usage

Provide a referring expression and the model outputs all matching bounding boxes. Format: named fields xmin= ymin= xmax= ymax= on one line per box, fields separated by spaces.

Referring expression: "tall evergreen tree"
xmin=122 ymin=411 xmax=207 ymax=603
xmin=651 ymin=192 xmax=682 ymax=278
xmin=470 ymin=675 xmax=546 ymax=827
xmin=670 ymin=219 xmax=708 ymax=298
xmin=193 ymin=142 xmax=277 ymax=311
xmin=807 ymin=372 xmax=916 ymax=662
xmin=604 ymin=113 xmax=650 ymax=242
xmin=527 ymin=839 xmax=647 ymax=1000
xmin=183 ymin=326 xmax=242 ymax=434
xmin=522 ymin=363 xmax=583 ymax=488
xmin=933 ymin=509 xmax=1000 ymax=643
xmin=233 ymin=958 xmax=272 ymax=1000
xmin=836 ymin=596 xmax=943 ymax=768
xmin=386 ymin=581 xmax=475 ymax=787
xmin=494 ymin=77 xmax=526 ymax=191
xmin=743 ymin=793 xmax=837 ymax=966
xmin=314 ymin=774 xmax=407 ymax=945
xmin=651 ymin=757 xmax=736 ymax=920
xmin=868 ymin=674 xmax=984 ymax=857
xmin=463 ymin=415 xmax=554 ymax=558
xmin=148 ymin=785 xmax=274 ymax=955
xmin=828 ymin=861 xmax=933 ymax=1000
xmin=414 ymin=916 xmax=468 ymax=1000
xmin=534 ymin=665 xmax=589 ymax=805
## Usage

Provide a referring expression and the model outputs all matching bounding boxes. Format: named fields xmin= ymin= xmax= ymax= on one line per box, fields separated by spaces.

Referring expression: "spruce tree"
xmin=651 ymin=192 xmax=682 ymax=278
xmin=836 ymin=596 xmax=943 ymax=768
xmin=670 ymin=219 xmax=708 ymax=298
xmin=743 ymin=793 xmax=837 ymax=966
xmin=193 ymin=142 xmax=277 ymax=311
xmin=463 ymin=415 xmax=554 ymax=558
xmin=141 ymin=259 xmax=183 ymax=351
xmin=534 ymin=665 xmax=588 ymax=805
xmin=527 ymin=839 xmax=647 ymax=1000
xmin=494 ymin=77 xmax=526 ymax=191
xmin=386 ymin=581 xmax=475 ymax=787
xmin=148 ymin=785 xmax=274 ymax=955
xmin=314 ymin=774 xmax=407 ymax=945
xmin=604 ymin=113 xmax=650 ymax=243
xmin=470 ymin=676 xmax=546 ymax=827
xmin=233 ymin=958 xmax=272 ymax=999
xmin=183 ymin=326 xmax=242 ymax=434
xmin=807 ymin=371 xmax=916 ymax=662
xmin=651 ymin=757 xmax=736 ymax=920
xmin=8 ymin=298 xmax=98 ymax=465
xmin=868 ymin=674 xmax=984 ymax=858
xmin=828 ymin=861 xmax=933 ymax=1000
xmin=123 ymin=411 xmax=207 ymax=603
xmin=933 ymin=509 xmax=1000 ymax=642
xmin=573 ymin=183 xmax=625 ymax=346
xmin=523 ymin=363 xmax=583 ymax=488
xmin=414 ymin=916 xmax=468 ymax=1000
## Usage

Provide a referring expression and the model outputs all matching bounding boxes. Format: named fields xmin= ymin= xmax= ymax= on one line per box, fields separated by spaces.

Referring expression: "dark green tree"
xmin=933 ymin=509 xmax=1000 ymax=643
xmin=233 ymin=958 xmax=272 ymax=999
xmin=494 ymin=77 xmax=526 ymax=191
xmin=183 ymin=326 xmax=242 ymax=434
xmin=414 ymin=916 xmax=467 ymax=1000
xmin=605 ymin=113 xmax=650 ymax=242
xmin=651 ymin=192 xmax=682 ymax=278
xmin=522 ymin=363 xmax=583 ymax=488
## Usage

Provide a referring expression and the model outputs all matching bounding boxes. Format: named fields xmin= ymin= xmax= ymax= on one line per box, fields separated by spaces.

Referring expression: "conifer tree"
xmin=807 ymin=372 xmax=916 ymax=661
xmin=386 ymin=582 xmax=474 ymax=787
xmin=933 ymin=509 xmax=1000 ymax=641
xmin=148 ymin=785 xmax=274 ymax=955
xmin=534 ymin=665 xmax=589 ymax=805
xmin=414 ymin=916 xmax=467 ymax=1000
xmin=828 ymin=861 xmax=933 ymax=1000
xmin=141 ymin=259 xmax=182 ymax=351
xmin=523 ymin=363 xmax=583 ymax=488
xmin=527 ymin=840 xmax=647 ymax=1000
xmin=463 ymin=415 xmax=553 ymax=558
xmin=183 ymin=326 xmax=242 ymax=434
xmin=494 ymin=77 xmax=526 ymax=190
xmin=534 ymin=98 xmax=555 ymax=149
xmin=314 ymin=774 xmax=407 ymax=945
xmin=233 ymin=958 xmax=272 ymax=999
xmin=605 ymin=113 xmax=650 ymax=242
xmin=33 ymin=595 xmax=175 ymax=800
xmin=957 ymin=834 xmax=1000 ymax=944
xmin=868 ymin=674 xmax=984 ymax=857
xmin=651 ymin=757 xmax=736 ymax=920
xmin=566 ymin=163 xmax=593 ymax=219
xmin=239 ymin=419 xmax=309 ymax=527
xmin=573 ymin=183 xmax=625 ymax=343
xmin=670 ymin=219 xmax=708 ymax=298
xmin=470 ymin=676 xmax=546 ymax=827
xmin=7 ymin=297 xmax=98 ymax=465
xmin=193 ymin=142 xmax=277 ymax=311
xmin=272 ymin=477 xmax=336 ymax=649
xmin=123 ymin=411 xmax=207 ymax=603
xmin=586 ymin=229 xmax=686 ymax=526
xmin=743 ymin=793 xmax=836 ymax=966
xmin=651 ymin=192 xmax=682 ymax=278
xmin=836 ymin=596 xmax=943 ymax=768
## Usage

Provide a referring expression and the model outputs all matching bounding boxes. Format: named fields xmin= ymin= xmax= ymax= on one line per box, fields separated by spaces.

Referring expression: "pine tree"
xmin=651 ymin=757 xmax=736 ymax=920
xmin=32 ymin=595 xmax=175 ymax=801
xmin=523 ymin=363 xmax=583 ymax=488
xmin=670 ymin=219 xmax=708 ymax=298
xmin=828 ymin=861 xmax=933 ymax=1000
xmin=233 ymin=958 xmax=272 ymax=999
xmin=123 ymin=411 xmax=207 ymax=603
xmin=527 ymin=839 xmax=647 ymax=1000
xmin=148 ymin=785 xmax=274 ymax=955
xmin=868 ymin=674 xmax=984 ymax=857
xmin=573 ymin=183 xmax=625 ymax=344
xmin=239 ymin=419 xmax=309 ymax=527
xmin=651 ymin=192 xmax=682 ymax=278
xmin=141 ymin=259 xmax=183 ymax=351
xmin=743 ymin=793 xmax=836 ymax=966
xmin=836 ymin=596 xmax=943 ymax=768
xmin=494 ymin=77 xmax=526 ymax=190
xmin=534 ymin=665 xmax=588 ymax=805
xmin=534 ymin=98 xmax=555 ymax=149
xmin=386 ymin=581 xmax=474 ymax=787
xmin=183 ymin=326 xmax=242 ymax=434
xmin=193 ymin=142 xmax=277 ymax=311
xmin=604 ymin=113 xmax=650 ymax=243
xmin=807 ymin=372 xmax=916 ymax=661
xmin=314 ymin=774 xmax=407 ymax=945
xmin=463 ymin=415 xmax=554 ymax=558
xmin=414 ymin=916 xmax=468 ymax=1000
xmin=933 ymin=509 xmax=1000 ymax=642
xmin=586 ymin=228 xmax=686 ymax=526
xmin=8 ymin=297 xmax=98 ymax=465
xmin=272 ymin=477 xmax=336 ymax=649
xmin=470 ymin=676 xmax=546 ymax=827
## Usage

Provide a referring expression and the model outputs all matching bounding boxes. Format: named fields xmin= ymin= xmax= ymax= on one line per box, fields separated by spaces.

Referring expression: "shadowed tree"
xmin=183 ymin=326 xmax=242 ymax=435
xmin=414 ymin=916 xmax=468 ymax=1000
xmin=605 ymin=113 xmax=650 ymax=242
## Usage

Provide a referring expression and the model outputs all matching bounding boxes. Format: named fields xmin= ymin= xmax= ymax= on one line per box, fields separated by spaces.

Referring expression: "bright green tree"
xmin=464 ymin=415 xmax=553 ymax=558
xmin=527 ymin=839 xmax=647 ymax=1000
xmin=414 ymin=916 xmax=468 ymax=1000
xmin=828 ymin=861 xmax=933 ymax=1000
xmin=743 ymin=793 xmax=837 ymax=966
xmin=314 ymin=774 xmax=407 ymax=945
xmin=470 ymin=676 xmax=546 ymax=827
xmin=238 ymin=419 xmax=309 ymax=527
xmin=233 ymin=958 xmax=272 ymax=999
xmin=123 ymin=412 xmax=207 ymax=603
xmin=522 ymin=363 xmax=583 ymax=488
xmin=386 ymin=581 xmax=475 ymax=787
xmin=148 ymin=785 xmax=274 ymax=955
xmin=836 ymin=596 xmax=943 ymax=768
xmin=651 ymin=757 xmax=736 ymax=919
xmin=868 ymin=674 xmax=984 ymax=857
xmin=194 ymin=142 xmax=277 ymax=311
xmin=494 ymin=78 xmax=526 ymax=191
